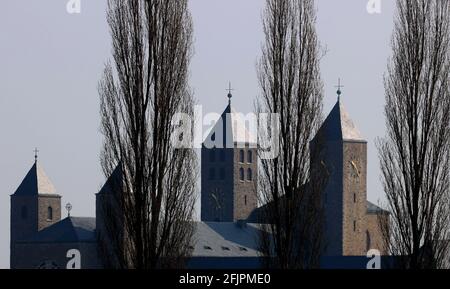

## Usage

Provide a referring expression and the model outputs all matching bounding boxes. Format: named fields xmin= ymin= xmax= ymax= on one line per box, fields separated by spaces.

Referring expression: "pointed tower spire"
xmin=13 ymin=161 xmax=57 ymax=196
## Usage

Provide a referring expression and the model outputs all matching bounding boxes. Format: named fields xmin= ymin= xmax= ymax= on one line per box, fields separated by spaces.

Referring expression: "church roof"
xmin=316 ymin=99 xmax=365 ymax=142
xmin=204 ymin=103 xmax=257 ymax=147
xmin=13 ymin=162 xmax=58 ymax=196
xmin=18 ymin=217 xmax=96 ymax=244
xmin=191 ymin=222 xmax=262 ymax=257
xmin=367 ymin=201 xmax=389 ymax=215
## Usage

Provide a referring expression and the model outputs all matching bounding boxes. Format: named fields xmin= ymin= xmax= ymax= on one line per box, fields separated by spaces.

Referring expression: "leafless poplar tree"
xmin=257 ymin=0 xmax=326 ymax=269
xmin=97 ymin=0 xmax=197 ymax=269
xmin=377 ymin=0 xmax=450 ymax=269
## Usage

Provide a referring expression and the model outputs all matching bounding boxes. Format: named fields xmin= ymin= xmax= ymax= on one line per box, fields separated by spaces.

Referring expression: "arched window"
xmin=210 ymin=150 xmax=216 ymax=162
xmin=21 ymin=206 xmax=28 ymax=219
xmin=211 ymin=132 xmax=216 ymax=141
xmin=209 ymin=168 xmax=216 ymax=180
xmin=239 ymin=150 xmax=244 ymax=163
xmin=47 ymin=207 xmax=53 ymax=221
xmin=247 ymin=150 xmax=252 ymax=163
xmin=366 ymin=230 xmax=371 ymax=251
xmin=244 ymin=195 xmax=247 ymax=206
xmin=247 ymin=168 xmax=252 ymax=181
xmin=239 ymin=168 xmax=244 ymax=181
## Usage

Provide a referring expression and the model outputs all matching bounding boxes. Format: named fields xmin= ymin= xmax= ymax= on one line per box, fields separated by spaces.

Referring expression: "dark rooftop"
xmin=18 ymin=217 xmax=96 ymax=244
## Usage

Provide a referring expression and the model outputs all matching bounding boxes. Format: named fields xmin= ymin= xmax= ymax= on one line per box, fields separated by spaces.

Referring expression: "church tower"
xmin=312 ymin=89 xmax=367 ymax=256
xmin=10 ymin=154 xmax=61 ymax=267
xmin=201 ymin=87 xmax=257 ymax=222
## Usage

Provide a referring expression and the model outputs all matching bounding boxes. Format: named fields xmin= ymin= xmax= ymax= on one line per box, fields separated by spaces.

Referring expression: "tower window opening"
xmin=209 ymin=168 xmax=216 ymax=180
xmin=354 ymin=193 xmax=356 ymax=203
xmin=239 ymin=168 xmax=244 ymax=181
xmin=366 ymin=230 xmax=371 ymax=251
xmin=247 ymin=150 xmax=253 ymax=163
xmin=239 ymin=150 xmax=244 ymax=163
xmin=219 ymin=168 xmax=225 ymax=180
xmin=353 ymin=220 xmax=356 ymax=232
xmin=47 ymin=207 xmax=53 ymax=221
xmin=247 ymin=168 xmax=252 ymax=181
xmin=244 ymin=195 xmax=247 ymax=206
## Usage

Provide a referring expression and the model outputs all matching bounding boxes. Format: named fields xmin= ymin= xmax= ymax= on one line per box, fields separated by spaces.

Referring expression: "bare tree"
xmin=256 ymin=0 xmax=326 ymax=269
xmin=97 ymin=0 xmax=197 ymax=269
xmin=377 ymin=0 xmax=450 ymax=269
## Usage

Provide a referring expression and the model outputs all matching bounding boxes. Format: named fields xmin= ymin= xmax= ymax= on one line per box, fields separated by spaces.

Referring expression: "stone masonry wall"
xmin=233 ymin=145 xmax=257 ymax=221
xmin=38 ymin=195 xmax=61 ymax=231
xmin=342 ymin=141 xmax=367 ymax=256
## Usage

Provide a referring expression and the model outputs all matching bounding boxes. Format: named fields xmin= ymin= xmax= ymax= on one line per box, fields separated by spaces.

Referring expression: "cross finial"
xmin=226 ymin=82 xmax=234 ymax=104
xmin=335 ymin=78 xmax=344 ymax=100
xmin=65 ymin=203 xmax=72 ymax=217
xmin=34 ymin=148 xmax=39 ymax=163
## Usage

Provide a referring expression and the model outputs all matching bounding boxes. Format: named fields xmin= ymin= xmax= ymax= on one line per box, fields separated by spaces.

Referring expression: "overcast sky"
xmin=0 ymin=0 xmax=395 ymax=268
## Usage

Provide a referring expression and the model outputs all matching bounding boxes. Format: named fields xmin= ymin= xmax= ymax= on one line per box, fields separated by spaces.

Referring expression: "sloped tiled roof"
xmin=316 ymin=99 xmax=365 ymax=142
xmin=19 ymin=217 xmax=96 ymax=244
xmin=204 ymin=103 xmax=257 ymax=147
xmin=13 ymin=162 xmax=58 ymax=196
xmin=367 ymin=201 xmax=389 ymax=215
xmin=191 ymin=222 xmax=262 ymax=257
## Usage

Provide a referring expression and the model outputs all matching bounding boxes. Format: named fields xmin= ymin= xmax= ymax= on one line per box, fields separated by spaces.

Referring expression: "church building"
xmin=9 ymin=88 xmax=388 ymax=269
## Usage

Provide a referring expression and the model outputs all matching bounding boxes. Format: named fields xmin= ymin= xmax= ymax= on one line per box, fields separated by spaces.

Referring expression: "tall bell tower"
xmin=311 ymin=87 xmax=367 ymax=256
xmin=201 ymin=85 xmax=257 ymax=222
xmin=10 ymin=152 xmax=61 ymax=268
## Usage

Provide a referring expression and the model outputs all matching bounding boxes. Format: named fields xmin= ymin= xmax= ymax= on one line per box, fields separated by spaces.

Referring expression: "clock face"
xmin=210 ymin=188 xmax=223 ymax=211
xmin=348 ymin=154 xmax=361 ymax=179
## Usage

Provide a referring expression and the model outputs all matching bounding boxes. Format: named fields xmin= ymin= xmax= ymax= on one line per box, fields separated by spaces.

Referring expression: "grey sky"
xmin=0 ymin=0 xmax=395 ymax=268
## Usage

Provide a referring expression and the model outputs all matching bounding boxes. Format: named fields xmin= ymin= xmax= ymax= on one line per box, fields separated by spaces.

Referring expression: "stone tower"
xmin=96 ymin=164 xmax=126 ymax=267
xmin=10 ymin=159 xmax=61 ymax=268
xmin=201 ymin=90 xmax=257 ymax=222
xmin=312 ymin=97 xmax=367 ymax=256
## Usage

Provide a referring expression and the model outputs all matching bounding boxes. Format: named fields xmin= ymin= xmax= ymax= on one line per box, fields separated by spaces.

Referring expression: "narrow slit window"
xmin=47 ymin=207 xmax=53 ymax=221
xmin=209 ymin=168 xmax=216 ymax=180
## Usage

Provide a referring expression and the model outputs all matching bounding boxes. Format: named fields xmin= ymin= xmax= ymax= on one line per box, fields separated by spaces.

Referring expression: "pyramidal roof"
xmin=21 ymin=217 xmax=96 ymax=243
xmin=13 ymin=162 xmax=57 ymax=196
xmin=97 ymin=164 xmax=124 ymax=195
xmin=204 ymin=102 xmax=257 ymax=146
xmin=317 ymin=99 xmax=365 ymax=142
